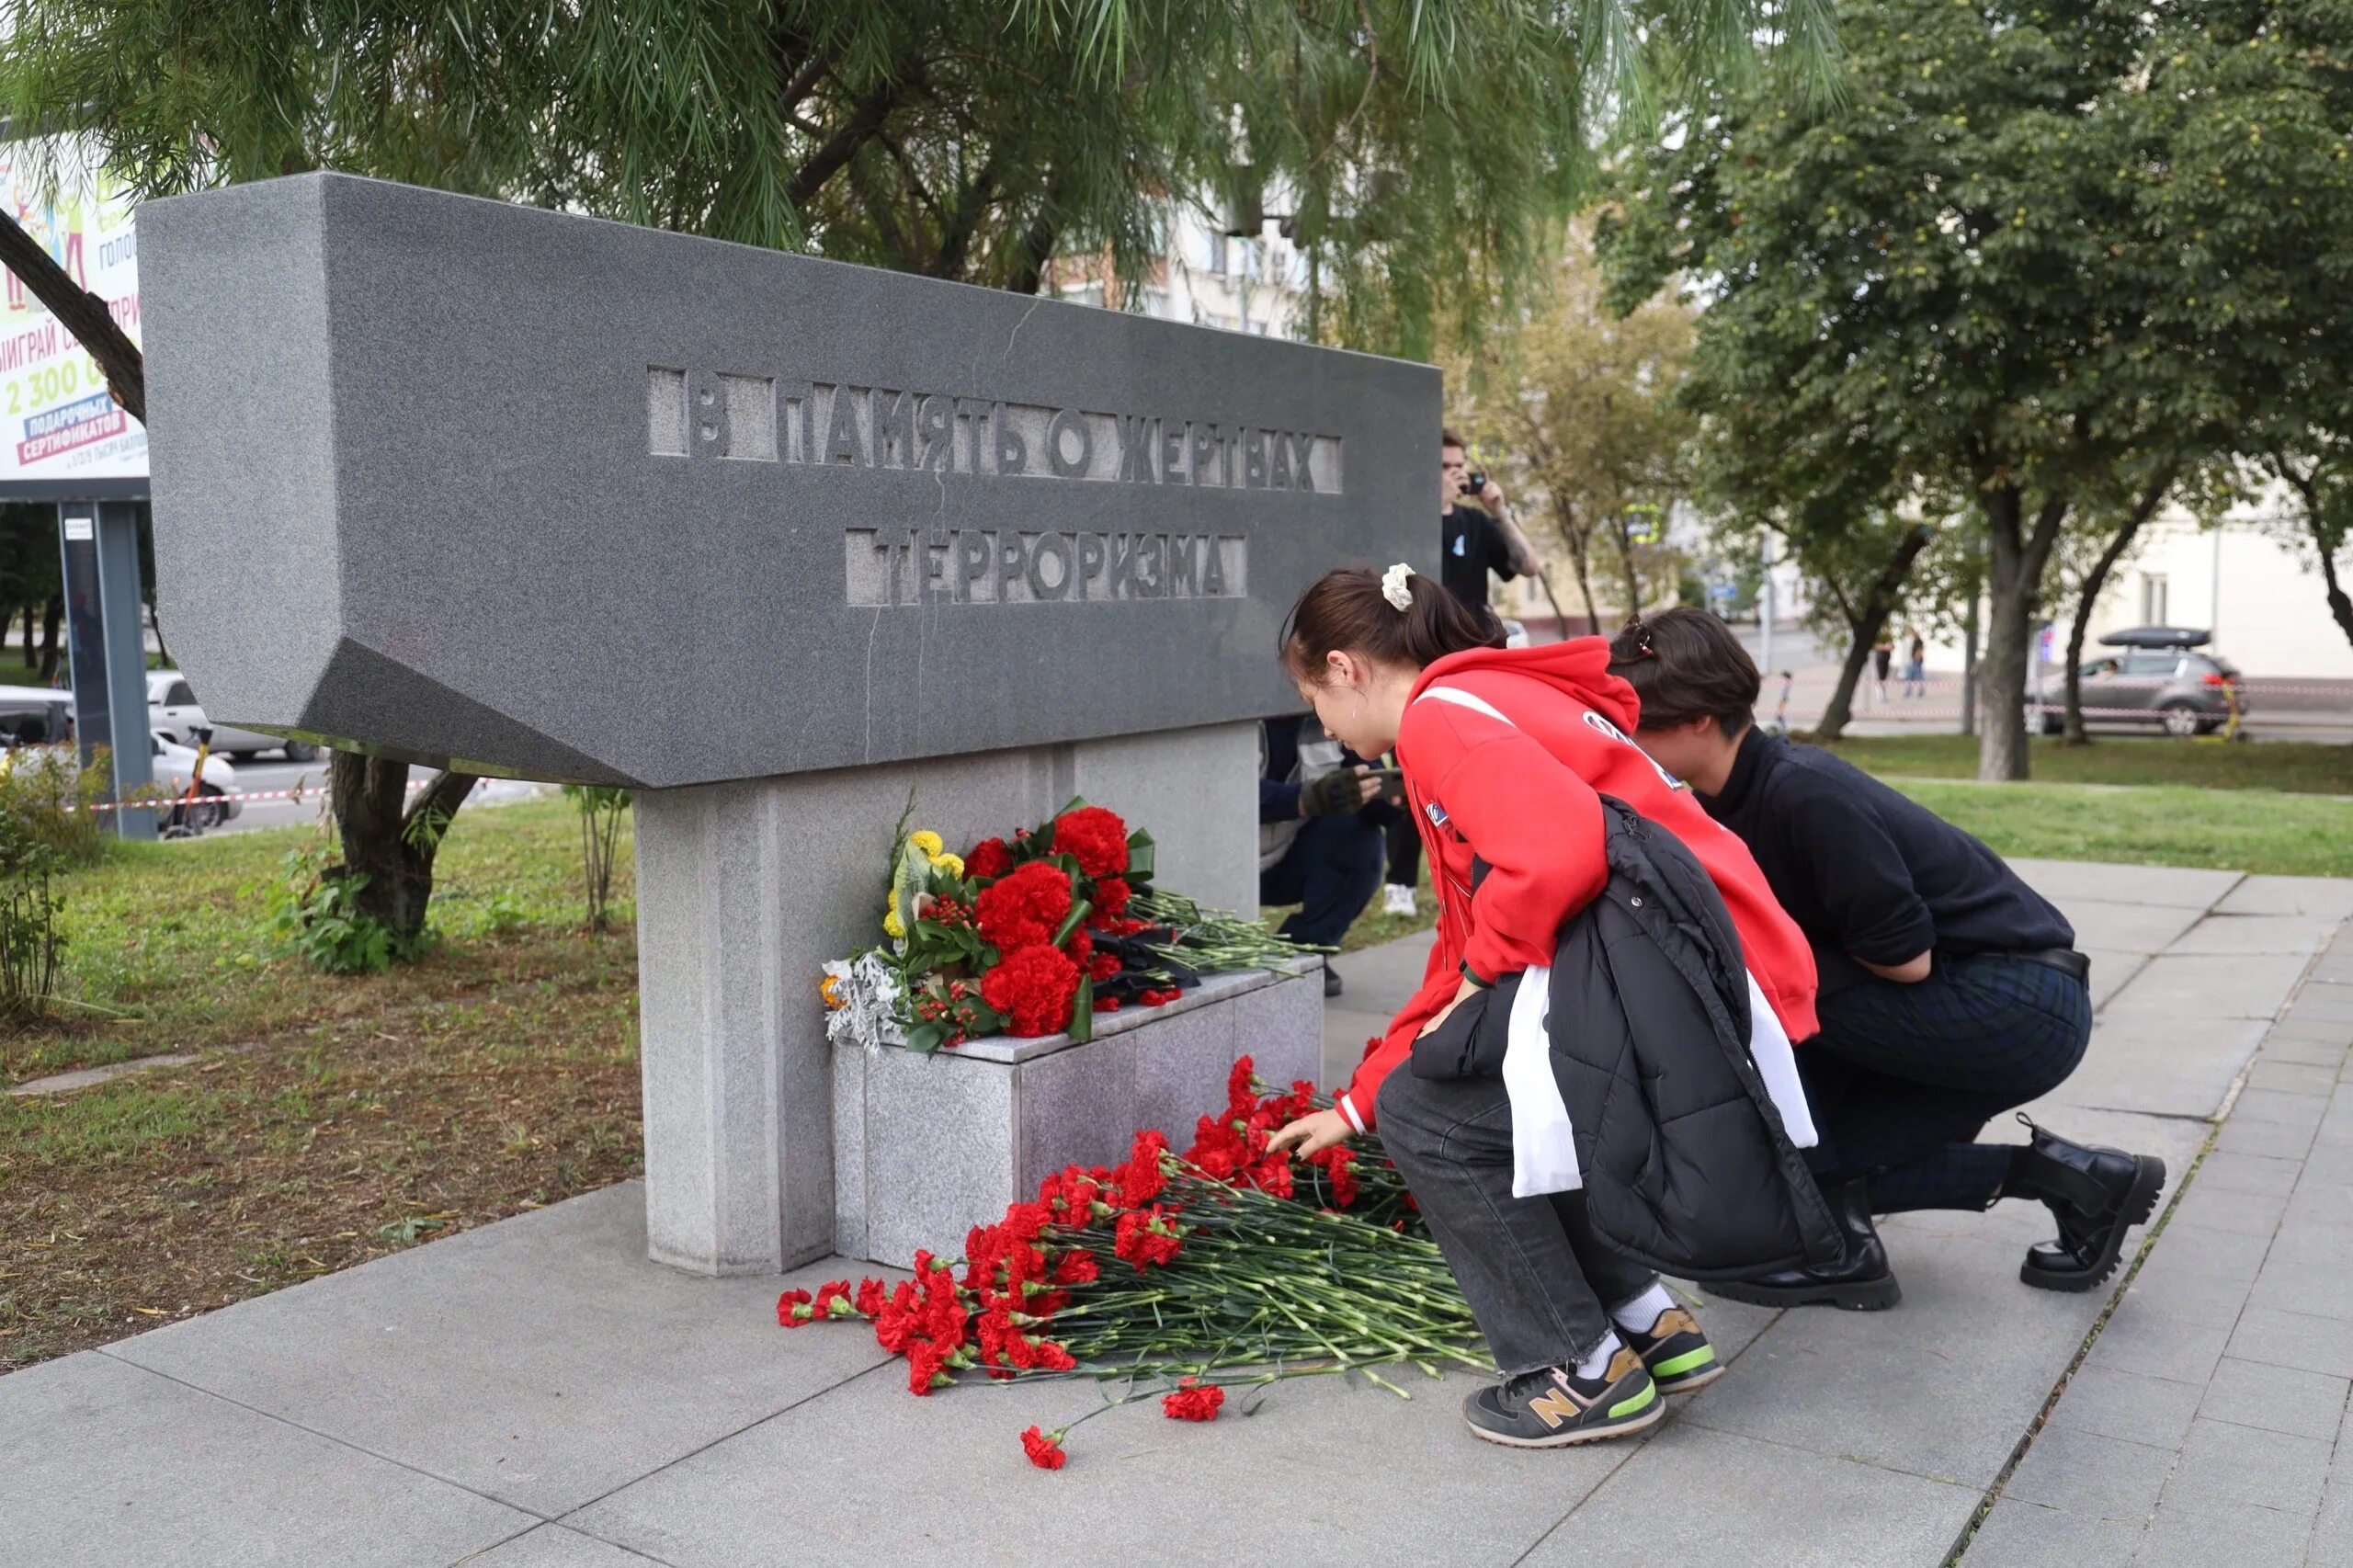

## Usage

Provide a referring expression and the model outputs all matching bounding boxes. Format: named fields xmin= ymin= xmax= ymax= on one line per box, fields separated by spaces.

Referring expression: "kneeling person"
xmin=1259 ymin=712 xmax=1388 ymax=995
xmin=1608 ymin=609 xmax=2165 ymax=1304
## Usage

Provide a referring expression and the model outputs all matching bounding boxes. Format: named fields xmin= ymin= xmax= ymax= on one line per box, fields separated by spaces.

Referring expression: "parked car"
xmin=2028 ymin=627 xmax=2247 ymax=737
xmin=150 ymin=733 xmax=243 ymax=831
xmin=0 ymin=685 xmax=73 ymax=748
xmin=147 ymin=670 xmax=318 ymax=761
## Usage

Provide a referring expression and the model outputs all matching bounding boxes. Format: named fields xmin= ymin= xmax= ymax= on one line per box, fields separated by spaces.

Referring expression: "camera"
xmin=1464 ymin=470 xmax=1488 ymax=496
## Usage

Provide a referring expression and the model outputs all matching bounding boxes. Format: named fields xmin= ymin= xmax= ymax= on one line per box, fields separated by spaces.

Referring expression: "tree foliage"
xmin=1451 ymin=232 xmax=1699 ymax=631
xmin=1602 ymin=0 xmax=2228 ymax=780
xmin=2 ymin=0 xmax=1836 ymax=360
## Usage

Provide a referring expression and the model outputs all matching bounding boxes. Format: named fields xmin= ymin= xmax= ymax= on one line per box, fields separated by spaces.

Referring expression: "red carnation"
xmin=1115 ymin=1131 xmax=1170 ymax=1207
xmin=981 ymin=943 xmax=1082 ymax=1037
xmin=1162 ymin=1378 xmax=1225 ymax=1422
xmin=854 ymin=1278 xmax=889 ymax=1317
xmin=1087 ymin=950 xmax=1122 ymax=983
xmin=1093 ymin=876 xmax=1132 ymax=919
xmin=1063 ymin=930 xmax=1094 ymax=969
xmin=777 ymin=1288 xmax=814 ymax=1327
xmin=1113 ymin=1208 xmax=1185 ymax=1270
xmin=1054 ymin=1248 xmax=1101 ymax=1285
xmin=1052 ymin=806 xmax=1131 ymax=880
xmin=966 ymin=836 xmax=1016 ymax=881
xmin=974 ymin=860 xmax=1074 ymax=952
xmin=1021 ymin=1426 xmax=1068 ymax=1471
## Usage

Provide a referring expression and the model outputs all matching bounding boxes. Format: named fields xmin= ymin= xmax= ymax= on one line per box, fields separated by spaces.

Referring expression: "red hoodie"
xmin=1336 ymin=638 xmax=1821 ymax=1134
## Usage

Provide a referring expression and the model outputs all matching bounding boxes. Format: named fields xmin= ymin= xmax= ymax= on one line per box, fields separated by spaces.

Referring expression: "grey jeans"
xmin=1377 ymin=1065 xmax=1657 ymax=1376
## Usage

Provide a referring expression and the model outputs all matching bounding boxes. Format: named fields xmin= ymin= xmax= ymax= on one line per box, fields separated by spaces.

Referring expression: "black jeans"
xmin=1377 ymin=1067 xmax=1655 ymax=1377
xmin=1802 ymin=952 xmax=2095 ymax=1212
xmin=1258 ymin=812 xmax=1384 ymax=949
xmin=1383 ymin=810 xmax=1422 ymax=889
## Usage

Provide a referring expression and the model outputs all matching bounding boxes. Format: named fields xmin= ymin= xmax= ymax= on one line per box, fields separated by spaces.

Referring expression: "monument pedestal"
xmin=632 ymin=721 xmax=1265 ymax=1277
xmin=833 ymin=962 xmax=1322 ymax=1265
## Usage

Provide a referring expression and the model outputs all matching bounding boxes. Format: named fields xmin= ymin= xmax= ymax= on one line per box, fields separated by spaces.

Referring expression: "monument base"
xmin=833 ymin=961 xmax=1323 ymax=1265
xmin=633 ymin=721 xmax=1265 ymax=1277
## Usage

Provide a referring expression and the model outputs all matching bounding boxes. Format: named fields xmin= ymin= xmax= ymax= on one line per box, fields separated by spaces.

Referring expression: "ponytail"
xmin=1280 ymin=566 xmax=1506 ymax=683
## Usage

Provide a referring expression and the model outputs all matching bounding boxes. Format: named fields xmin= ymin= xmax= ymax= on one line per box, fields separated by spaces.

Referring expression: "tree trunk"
xmin=2311 ymin=509 xmax=2353 ymax=649
xmin=2063 ymin=470 xmax=2175 ymax=744
xmin=324 ymin=751 xmax=481 ymax=940
xmin=0 ymin=210 xmax=143 ymax=421
xmin=1813 ymin=521 xmax=1933 ymax=742
xmin=1977 ymin=487 xmax=2069 ymax=781
xmin=1612 ymin=517 xmax=1642 ymax=617
xmin=39 ymin=597 xmax=61 ymax=682
xmin=1815 ymin=635 xmax=1879 ymax=741
xmin=1549 ymin=498 xmax=1604 ymax=635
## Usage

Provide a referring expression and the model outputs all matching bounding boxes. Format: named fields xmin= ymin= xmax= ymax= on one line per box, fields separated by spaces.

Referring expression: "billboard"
xmin=0 ymin=139 xmax=145 ymax=494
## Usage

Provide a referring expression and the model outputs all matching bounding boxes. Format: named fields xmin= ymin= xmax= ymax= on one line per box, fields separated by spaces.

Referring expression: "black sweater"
xmin=1703 ymin=729 xmax=2073 ymax=992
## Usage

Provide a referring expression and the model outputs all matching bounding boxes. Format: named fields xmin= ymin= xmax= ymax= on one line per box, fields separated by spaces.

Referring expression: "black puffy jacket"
xmin=1413 ymin=796 xmax=1843 ymax=1280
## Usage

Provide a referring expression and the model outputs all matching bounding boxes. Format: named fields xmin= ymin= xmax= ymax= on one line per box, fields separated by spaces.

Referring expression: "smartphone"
xmin=1370 ymin=767 xmax=1407 ymax=806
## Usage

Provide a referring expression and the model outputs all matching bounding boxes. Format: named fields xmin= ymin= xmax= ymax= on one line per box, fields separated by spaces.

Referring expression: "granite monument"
xmin=141 ymin=174 xmax=1436 ymax=1271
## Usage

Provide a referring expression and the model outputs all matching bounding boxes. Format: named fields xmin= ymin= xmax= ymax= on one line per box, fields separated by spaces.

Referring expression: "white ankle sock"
xmin=1608 ymin=1283 xmax=1677 ymax=1335
xmin=1573 ymin=1331 xmax=1625 ymax=1382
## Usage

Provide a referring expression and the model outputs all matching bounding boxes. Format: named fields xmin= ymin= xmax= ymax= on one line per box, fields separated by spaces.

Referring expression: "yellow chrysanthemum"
xmin=820 ymin=974 xmax=845 ymax=1009
xmin=882 ymin=906 xmax=908 ymax=940
xmin=908 ymin=830 xmax=945 ymax=858
xmin=932 ymin=852 xmax=965 ymax=879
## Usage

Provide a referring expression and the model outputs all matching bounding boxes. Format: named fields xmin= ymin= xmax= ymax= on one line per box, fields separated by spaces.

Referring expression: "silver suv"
xmin=2029 ymin=628 xmax=2247 ymax=737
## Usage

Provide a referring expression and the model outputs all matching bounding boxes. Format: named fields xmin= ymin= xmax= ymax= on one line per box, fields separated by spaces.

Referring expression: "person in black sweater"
xmin=1603 ymin=608 xmax=2165 ymax=1307
xmin=1260 ymin=713 xmax=1390 ymax=995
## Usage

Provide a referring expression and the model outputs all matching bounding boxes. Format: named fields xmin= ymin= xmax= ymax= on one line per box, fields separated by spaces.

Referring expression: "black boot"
xmin=2007 ymin=1117 xmax=2165 ymax=1293
xmin=1708 ymin=1177 xmax=1903 ymax=1311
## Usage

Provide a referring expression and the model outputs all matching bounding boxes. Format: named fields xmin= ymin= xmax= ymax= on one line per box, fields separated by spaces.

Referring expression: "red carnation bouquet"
xmin=779 ymin=1060 xmax=1468 ymax=1468
xmin=823 ymin=800 xmax=1318 ymax=1053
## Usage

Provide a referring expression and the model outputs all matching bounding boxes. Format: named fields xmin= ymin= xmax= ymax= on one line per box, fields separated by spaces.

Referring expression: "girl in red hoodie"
xmin=1266 ymin=565 xmax=1821 ymax=1448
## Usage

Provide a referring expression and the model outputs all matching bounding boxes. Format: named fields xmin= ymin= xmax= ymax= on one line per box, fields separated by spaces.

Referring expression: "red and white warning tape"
xmin=77 ymin=778 xmax=431 ymax=814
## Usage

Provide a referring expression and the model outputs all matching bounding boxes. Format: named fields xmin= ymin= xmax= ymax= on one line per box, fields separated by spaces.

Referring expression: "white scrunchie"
xmin=1381 ymin=562 xmax=1415 ymax=611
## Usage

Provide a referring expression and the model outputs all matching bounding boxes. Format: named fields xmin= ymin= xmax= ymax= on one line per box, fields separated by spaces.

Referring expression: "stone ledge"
xmin=834 ymin=964 xmax=1324 ymax=1263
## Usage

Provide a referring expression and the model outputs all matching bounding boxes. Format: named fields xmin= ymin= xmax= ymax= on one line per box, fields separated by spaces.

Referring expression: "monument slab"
xmin=141 ymin=174 xmax=1434 ymax=1274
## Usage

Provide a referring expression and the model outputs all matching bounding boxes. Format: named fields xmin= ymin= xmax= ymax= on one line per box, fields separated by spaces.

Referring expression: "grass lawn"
xmin=0 ymin=798 xmax=642 ymax=1372
xmin=1820 ymin=733 xmax=2353 ymax=795
xmin=1890 ymin=781 xmax=2353 ymax=878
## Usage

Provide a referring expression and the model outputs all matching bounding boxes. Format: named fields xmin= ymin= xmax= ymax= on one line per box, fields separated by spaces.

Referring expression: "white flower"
xmin=1381 ymin=562 xmax=1415 ymax=611
xmin=823 ymin=951 xmax=906 ymax=1053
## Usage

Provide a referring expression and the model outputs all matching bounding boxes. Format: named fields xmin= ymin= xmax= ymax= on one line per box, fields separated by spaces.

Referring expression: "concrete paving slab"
xmin=1677 ymin=1229 xmax=2109 ymax=1488
xmin=2247 ymin=1256 xmax=2353 ymax=1324
xmin=1961 ymin=1498 xmax=2143 ymax=1567
xmin=2290 ymin=996 xmax=2353 ymax=1024
xmin=2226 ymin=1305 xmax=2353 ymax=1379
xmin=2229 ymin=1086 xmax=2331 ymax=1131
xmin=456 ymin=1523 xmax=668 ymax=1566
xmin=2256 ymin=1031 xmax=2352 ymax=1068
xmin=2046 ymin=1365 xmax=2206 ymax=1449
xmin=2059 ymin=901 xmax=2207 ymax=954
xmin=2163 ymin=1415 xmax=2334 ymax=1514
xmin=2245 ymin=1058 xmax=2345 ymax=1096
xmin=105 ymin=1183 xmax=893 ymax=1517
xmin=2001 ymin=1422 xmax=2175 ymax=1519
xmin=2193 ymin=1150 xmax=2305 ymax=1198
xmin=2194 ymin=1357 xmax=2351 ymax=1442
xmin=2084 ymin=949 xmax=2151 ymax=1010
xmin=2313 ymin=1471 xmax=2353 ymax=1568
xmin=2215 ymin=1113 xmax=2317 ymax=1160
xmin=2281 ymin=1176 xmax=2353 ymax=1233
xmin=2008 ymin=858 xmax=2242 ymax=911
xmin=567 ymin=1358 xmax=1625 ymax=1568
xmin=2083 ymin=1305 xmax=2237 ymax=1386
xmin=2040 ymin=1018 xmax=2268 ymax=1119
xmin=1516 ymin=1424 xmax=1978 ymax=1568
xmin=2167 ymin=1180 xmax=2289 ymax=1237
xmin=2214 ymin=875 xmax=2353 ymax=920
xmin=2115 ymin=1254 xmax=2256 ymax=1329
xmin=2100 ymin=955 xmax=2313 ymax=1025
xmin=2134 ymin=1497 xmax=2315 ymax=1568
xmin=2167 ymin=915 xmax=2330 ymax=959
xmin=0 ymin=1351 xmax=532 ymax=1568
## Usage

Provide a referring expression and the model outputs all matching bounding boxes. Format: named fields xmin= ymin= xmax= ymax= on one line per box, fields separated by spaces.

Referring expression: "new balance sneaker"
xmin=1381 ymin=882 xmax=1418 ymax=917
xmin=1461 ymin=1349 xmax=1663 ymax=1448
xmin=1620 ymin=1307 xmax=1722 ymax=1394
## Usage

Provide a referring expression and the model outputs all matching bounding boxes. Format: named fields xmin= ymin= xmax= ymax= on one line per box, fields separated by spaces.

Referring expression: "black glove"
xmin=1300 ymin=770 xmax=1367 ymax=818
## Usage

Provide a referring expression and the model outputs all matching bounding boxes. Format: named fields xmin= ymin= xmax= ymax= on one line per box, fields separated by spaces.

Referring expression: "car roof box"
xmin=2098 ymin=626 xmax=2211 ymax=649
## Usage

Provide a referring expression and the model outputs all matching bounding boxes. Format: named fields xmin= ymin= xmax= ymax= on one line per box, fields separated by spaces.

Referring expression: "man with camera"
xmin=1438 ymin=428 xmax=1541 ymax=619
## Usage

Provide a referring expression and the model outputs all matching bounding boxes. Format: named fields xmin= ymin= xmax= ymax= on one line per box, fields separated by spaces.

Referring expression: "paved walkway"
xmin=4 ymin=861 xmax=2348 ymax=1566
